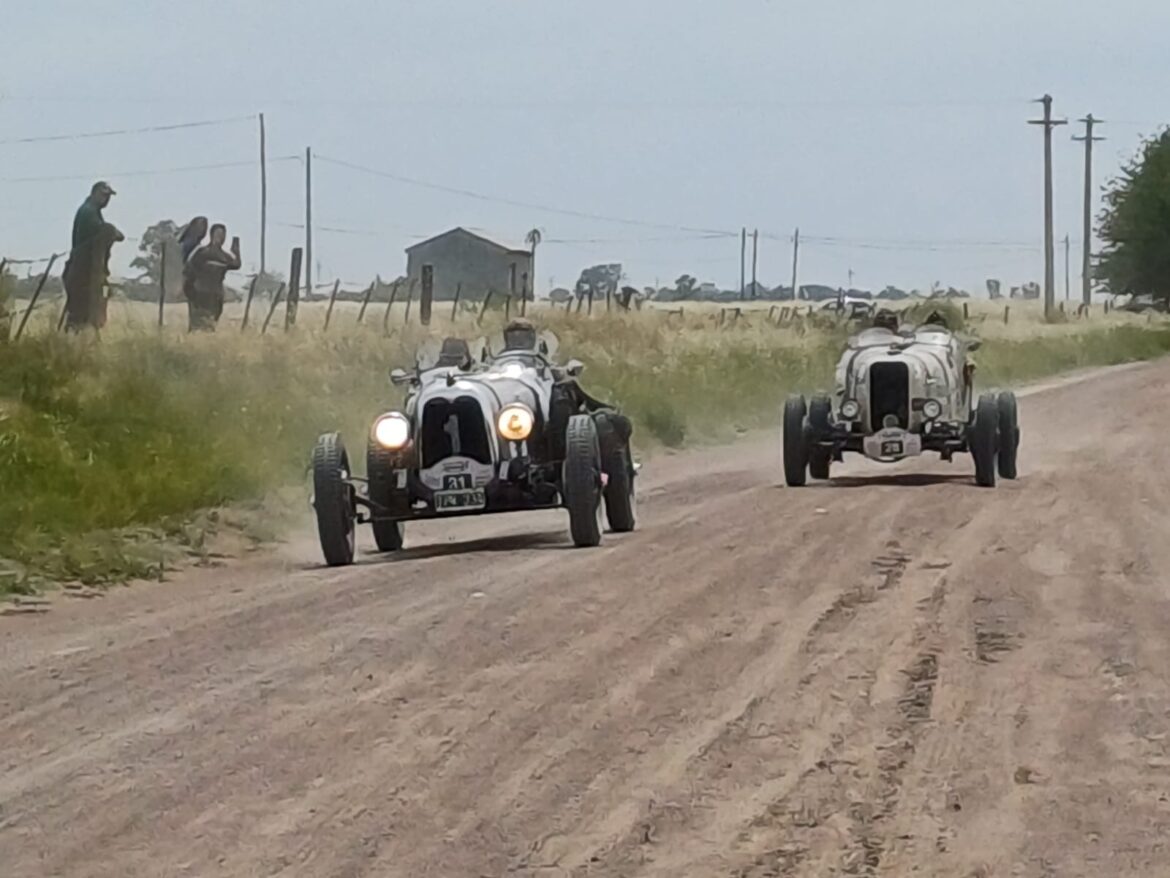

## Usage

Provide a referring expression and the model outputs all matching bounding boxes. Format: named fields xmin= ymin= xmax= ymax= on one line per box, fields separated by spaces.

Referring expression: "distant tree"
xmin=675 ymin=274 xmax=697 ymax=296
xmin=130 ymin=219 xmax=188 ymax=301
xmin=1097 ymin=129 xmax=1170 ymax=300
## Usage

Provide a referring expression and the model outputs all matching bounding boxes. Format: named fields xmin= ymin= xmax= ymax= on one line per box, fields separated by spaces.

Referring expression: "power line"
xmin=313 ymin=153 xmax=738 ymax=236
xmin=0 ymin=156 xmax=300 ymax=184
xmin=0 ymin=114 xmax=256 ymax=146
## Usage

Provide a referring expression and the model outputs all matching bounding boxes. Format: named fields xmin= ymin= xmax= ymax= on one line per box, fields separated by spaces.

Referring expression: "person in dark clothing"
xmin=184 ymin=223 xmax=241 ymax=331
xmin=62 ymin=181 xmax=124 ymax=331
xmin=178 ymin=216 xmax=209 ymax=264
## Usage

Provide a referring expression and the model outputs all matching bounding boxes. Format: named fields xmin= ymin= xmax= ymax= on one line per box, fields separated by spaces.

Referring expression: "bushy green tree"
xmin=1097 ymin=129 xmax=1170 ymax=300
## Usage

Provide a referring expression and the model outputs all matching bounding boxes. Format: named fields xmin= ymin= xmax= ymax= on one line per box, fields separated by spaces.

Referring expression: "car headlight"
xmin=497 ymin=404 xmax=534 ymax=441
xmin=922 ymin=399 xmax=942 ymax=420
xmin=840 ymin=399 xmax=861 ymax=420
xmin=372 ymin=412 xmax=411 ymax=449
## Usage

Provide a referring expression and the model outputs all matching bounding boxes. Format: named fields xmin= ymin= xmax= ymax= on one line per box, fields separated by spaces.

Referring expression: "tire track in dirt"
xmin=4 ymin=361 xmax=1170 ymax=877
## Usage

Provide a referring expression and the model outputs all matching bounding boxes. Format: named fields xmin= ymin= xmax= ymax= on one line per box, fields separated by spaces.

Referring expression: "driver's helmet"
xmin=873 ymin=308 xmax=899 ymax=332
xmin=436 ymin=337 xmax=472 ymax=369
xmin=502 ymin=318 xmax=538 ymax=352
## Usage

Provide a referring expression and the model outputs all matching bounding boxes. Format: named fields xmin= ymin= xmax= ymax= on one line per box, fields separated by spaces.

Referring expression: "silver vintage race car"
xmin=782 ymin=311 xmax=1020 ymax=487
xmin=310 ymin=320 xmax=637 ymax=566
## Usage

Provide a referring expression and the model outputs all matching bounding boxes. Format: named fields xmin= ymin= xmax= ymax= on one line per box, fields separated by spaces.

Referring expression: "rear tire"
xmin=996 ymin=391 xmax=1020 ymax=480
xmin=783 ymin=395 xmax=809 ymax=487
xmin=971 ymin=394 xmax=999 ymax=488
xmin=367 ymin=442 xmax=405 ymax=552
xmin=313 ymin=433 xmax=356 ymax=566
xmin=563 ymin=414 xmax=603 ymax=547
xmin=597 ymin=413 xmax=636 ymax=533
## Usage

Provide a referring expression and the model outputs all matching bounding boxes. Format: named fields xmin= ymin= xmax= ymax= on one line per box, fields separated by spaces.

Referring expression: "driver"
xmin=923 ymin=309 xmax=949 ymax=329
xmin=502 ymin=317 xmax=539 ymax=352
xmin=872 ymin=308 xmax=900 ymax=333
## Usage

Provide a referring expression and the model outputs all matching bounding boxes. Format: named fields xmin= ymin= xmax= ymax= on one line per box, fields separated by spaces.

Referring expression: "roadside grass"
xmin=1 ymin=298 xmax=1167 ymax=590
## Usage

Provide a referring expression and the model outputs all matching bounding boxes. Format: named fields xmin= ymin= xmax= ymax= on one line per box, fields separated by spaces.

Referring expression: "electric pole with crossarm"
xmin=1073 ymin=115 xmax=1105 ymax=307
xmin=1029 ymin=95 xmax=1067 ymax=320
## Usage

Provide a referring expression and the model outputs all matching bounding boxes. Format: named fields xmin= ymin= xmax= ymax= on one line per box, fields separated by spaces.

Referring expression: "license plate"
xmin=434 ymin=488 xmax=486 ymax=512
xmin=863 ymin=429 xmax=922 ymax=460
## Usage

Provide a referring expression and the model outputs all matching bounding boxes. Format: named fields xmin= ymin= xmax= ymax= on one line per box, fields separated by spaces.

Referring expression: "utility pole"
xmin=1063 ymin=234 xmax=1071 ymax=301
xmin=304 ymin=146 xmax=313 ymax=309
xmin=1029 ymin=95 xmax=1067 ymax=320
xmin=1074 ymin=114 xmax=1105 ymax=306
xmin=848 ymin=268 xmax=854 ymax=290
xmin=790 ymin=227 xmax=800 ymax=300
xmin=750 ymin=228 xmax=758 ymax=298
xmin=739 ymin=227 xmax=747 ymax=300
xmin=259 ymin=113 xmax=267 ymax=279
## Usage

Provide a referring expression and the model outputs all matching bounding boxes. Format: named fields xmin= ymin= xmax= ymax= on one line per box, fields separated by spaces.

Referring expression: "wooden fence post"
xmin=356 ymin=278 xmax=376 ymax=324
xmin=14 ymin=254 xmax=58 ymax=340
xmin=478 ymin=289 xmax=496 ymax=327
xmin=1003 ymin=305 xmax=1010 ymax=325
xmin=403 ymin=279 xmax=415 ymax=324
xmin=504 ymin=294 xmax=512 ymax=320
xmin=240 ymin=274 xmax=260 ymax=331
xmin=419 ymin=264 xmax=433 ymax=326
xmin=284 ymin=247 xmax=303 ymax=330
xmin=451 ymin=282 xmax=462 ymax=321
xmin=382 ymin=280 xmax=401 ymax=332
xmin=158 ymin=245 xmax=167 ymax=329
xmin=261 ymin=283 xmax=286 ymax=334
xmin=323 ymin=279 xmax=341 ymax=331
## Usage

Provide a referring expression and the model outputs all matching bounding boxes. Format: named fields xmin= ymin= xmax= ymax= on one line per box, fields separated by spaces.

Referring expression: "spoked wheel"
xmin=970 ymin=394 xmax=1000 ymax=488
xmin=783 ymin=395 xmax=809 ymax=487
xmin=366 ymin=441 xmax=405 ymax=552
xmin=597 ymin=413 xmax=636 ymax=533
xmin=997 ymin=391 xmax=1020 ymax=480
xmin=313 ymin=432 xmax=357 ymax=566
xmin=563 ymin=414 xmax=603 ymax=547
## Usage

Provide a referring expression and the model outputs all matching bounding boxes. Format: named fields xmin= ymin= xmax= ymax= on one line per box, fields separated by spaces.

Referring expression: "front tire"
xmin=971 ymin=394 xmax=999 ymax=488
xmin=783 ymin=395 xmax=809 ymax=487
xmin=997 ymin=391 xmax=1020 ymax=480
xmin=367 ymin=442 xmax=405 ymax=552
xmin=313 ymin=433 xmax=356 ymax=566
xmin=563 ymin=414 xmax=603 ymax=547
xmin=597 ymin=413 xmax=636 ymax=533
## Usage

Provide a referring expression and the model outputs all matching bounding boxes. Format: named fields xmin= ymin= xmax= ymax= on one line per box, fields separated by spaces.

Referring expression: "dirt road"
xmin=4 ymin=361 xmax=1170 ymax=877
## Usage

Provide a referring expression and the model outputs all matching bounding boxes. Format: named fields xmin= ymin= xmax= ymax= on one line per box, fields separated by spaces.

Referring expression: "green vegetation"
xmin=1097 ymin=128 xmax=1170 ymax=301
xmin=2 ymin=303 xmax=1169 ymax=591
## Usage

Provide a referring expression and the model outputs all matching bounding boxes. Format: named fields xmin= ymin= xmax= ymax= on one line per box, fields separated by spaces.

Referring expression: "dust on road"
xmin=3 ymin=361 xmax=1170 ymax=877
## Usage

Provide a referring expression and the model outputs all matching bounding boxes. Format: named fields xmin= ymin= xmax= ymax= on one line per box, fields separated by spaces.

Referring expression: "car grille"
xmin=869 ymin=362 xmax=910 ymax=430
xmin=420 ymin=397 xmax=492 ymax=468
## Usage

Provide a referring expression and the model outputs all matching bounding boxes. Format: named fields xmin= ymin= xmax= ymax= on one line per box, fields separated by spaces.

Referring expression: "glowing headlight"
xmin=922 ymin=399 xmax=942 ymax=420
xmin=497 ymin=404 xmax=535 ymax=441
xmin=372 ymin=413 xmax=411 ymax=449
xmin=840 ymin=399 xmax=861 ymax=420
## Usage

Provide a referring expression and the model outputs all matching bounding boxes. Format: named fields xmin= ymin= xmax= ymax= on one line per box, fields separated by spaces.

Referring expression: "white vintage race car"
xmin=782 ymin=319 xmax=1020 ymax=487
xmin=310 ymin=328 xmax=637 ymax=566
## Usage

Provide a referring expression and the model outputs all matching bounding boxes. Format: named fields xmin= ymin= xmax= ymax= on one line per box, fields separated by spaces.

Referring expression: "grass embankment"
xmin=1 ymin=299 xmax=1167 ymax=591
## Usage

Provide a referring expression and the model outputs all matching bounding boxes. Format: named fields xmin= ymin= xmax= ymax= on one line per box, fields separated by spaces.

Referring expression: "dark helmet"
xmin=873 ymin=308 xmax=899 ymax=331
xmin=503 ymin=317 xmax=538 ymax=351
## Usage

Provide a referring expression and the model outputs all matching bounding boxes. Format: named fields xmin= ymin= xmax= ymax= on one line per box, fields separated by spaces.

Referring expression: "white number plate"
xmin=863 ymin=429 xmax=922 ymax=461
xmin=434 ymin=488 xmax=487 ymax=512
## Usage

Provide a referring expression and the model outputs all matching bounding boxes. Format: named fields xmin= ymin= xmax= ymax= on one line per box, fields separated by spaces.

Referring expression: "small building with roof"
xmin=405 ymin=227 xmax=533 ymax=302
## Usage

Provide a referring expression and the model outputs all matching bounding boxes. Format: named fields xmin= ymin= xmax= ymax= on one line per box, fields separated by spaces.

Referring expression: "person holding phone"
xmin=184 ymin=223 xmax=241 ymax=331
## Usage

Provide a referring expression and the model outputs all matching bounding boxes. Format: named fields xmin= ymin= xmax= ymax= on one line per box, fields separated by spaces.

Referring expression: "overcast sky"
xmin=2 ymin=1 xmax=1167 ymax=296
